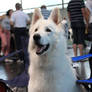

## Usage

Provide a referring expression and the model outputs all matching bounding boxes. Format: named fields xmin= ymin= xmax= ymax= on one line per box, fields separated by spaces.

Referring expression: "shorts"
xmin=71 ymin=22 xmax=85 ymax=45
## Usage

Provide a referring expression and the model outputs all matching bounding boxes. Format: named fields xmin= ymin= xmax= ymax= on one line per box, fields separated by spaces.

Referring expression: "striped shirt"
xmin=41 ymin=9 xmax=51 ymax=19
xmin=67 ymin=0 xmax=85 ymax=23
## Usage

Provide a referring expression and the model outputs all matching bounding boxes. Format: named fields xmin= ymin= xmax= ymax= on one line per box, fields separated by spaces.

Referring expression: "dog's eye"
xmin=46 ymin=28 xmax=51 ymax=32
xmin=35 ymin=28 xmax=38 ymax=32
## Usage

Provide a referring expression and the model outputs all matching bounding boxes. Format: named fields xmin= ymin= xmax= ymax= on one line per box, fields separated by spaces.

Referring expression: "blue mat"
xmin=0 ymin=49 xmax=22 ymax=62
xmin=72 ymin=54 xmax=92 ymax=62
xmin=77 ymin=78 xmax=92 ymax=84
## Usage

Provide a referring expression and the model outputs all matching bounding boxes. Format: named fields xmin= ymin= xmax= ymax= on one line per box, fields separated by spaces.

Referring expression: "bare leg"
xmin=78 ymin=44 xmax=84 ymax=56
xmin=73 ymin=44 xmax=77 ymax=56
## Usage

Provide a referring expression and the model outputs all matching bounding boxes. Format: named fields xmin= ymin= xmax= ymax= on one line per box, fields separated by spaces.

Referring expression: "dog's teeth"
xmin=36 ymin=44 xmax=49 ymax=55
xmin=37 ymin=45 xmax=46 ymax=53
xmin=37 ymin=47 xmax=43 ymax=52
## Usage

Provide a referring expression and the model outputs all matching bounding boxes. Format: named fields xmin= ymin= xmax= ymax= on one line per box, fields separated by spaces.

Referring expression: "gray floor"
xmin=0 ymin=62 xmax=24 ymax=80
xmin=0 ymin=40 xmax=91 ymax=92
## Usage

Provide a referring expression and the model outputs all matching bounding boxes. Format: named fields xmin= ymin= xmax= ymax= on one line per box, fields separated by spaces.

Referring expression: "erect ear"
xmin=48 ymin=8 xmax=61 ymax=25
xmin=31 ymin=8 xmax=43 ymax=25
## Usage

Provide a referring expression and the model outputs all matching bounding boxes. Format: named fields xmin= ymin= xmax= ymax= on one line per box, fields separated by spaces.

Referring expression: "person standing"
xmin=1 ymin=9 xmax=13 ymax=62
xmin=1 ymin=9 xmax=13 ymax=56
xmin=10 ymin=3 xmax=30 ymax=63
xmin=67 ymin=0 xmax=88 ymax=79
xmin=67 ymin=0 xmax=88 ymax=57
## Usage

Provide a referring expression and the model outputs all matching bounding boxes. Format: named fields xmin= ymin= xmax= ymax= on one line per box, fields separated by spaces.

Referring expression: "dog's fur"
xmin=28 ymin=8 xmax=81 ymax=92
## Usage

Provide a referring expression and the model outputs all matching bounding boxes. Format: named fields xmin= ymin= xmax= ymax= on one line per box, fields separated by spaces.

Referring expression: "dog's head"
xmin=29 ymin=8 xmax=62 ymax=56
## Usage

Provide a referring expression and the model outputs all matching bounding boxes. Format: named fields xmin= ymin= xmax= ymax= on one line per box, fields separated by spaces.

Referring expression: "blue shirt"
xmin=41 ymin=8 xmax=51 ymax=19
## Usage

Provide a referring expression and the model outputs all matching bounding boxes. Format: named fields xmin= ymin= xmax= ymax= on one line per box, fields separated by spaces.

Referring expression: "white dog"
xmin=28 ymin=8 xmax=81 ymax=92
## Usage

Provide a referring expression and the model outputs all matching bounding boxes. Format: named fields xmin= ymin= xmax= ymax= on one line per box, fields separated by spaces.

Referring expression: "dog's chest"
xmin=29 ymin=63 xmax=63 ymax=92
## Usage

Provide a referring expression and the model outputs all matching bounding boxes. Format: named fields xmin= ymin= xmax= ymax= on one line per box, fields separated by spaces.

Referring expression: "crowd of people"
xmin=0 ymin=3 xmax=31 ymax=63
xmin=0 ymin=3 xmax=52 ymax=64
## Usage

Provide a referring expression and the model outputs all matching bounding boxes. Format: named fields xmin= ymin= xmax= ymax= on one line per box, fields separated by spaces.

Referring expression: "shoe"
xmin=17 ymin=59 xmax=24 ymax=63
xmin=0 ymin=52 xmax=4 ymax=56
xmin=5 ymin=59 xmax=13 ymax=63
xmin=72 ymin=62 xmax=79 ymax=68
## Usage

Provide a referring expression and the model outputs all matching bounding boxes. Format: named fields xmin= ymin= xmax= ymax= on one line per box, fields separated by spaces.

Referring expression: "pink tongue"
xmin=37 ymin=46 xmax=46 ymax=53
xmin=37 ymin=47 xmax=44 ymax=53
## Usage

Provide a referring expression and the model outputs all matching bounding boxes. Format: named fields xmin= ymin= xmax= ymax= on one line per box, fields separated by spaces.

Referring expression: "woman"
xmin=1 ymin=9 xmax=13 ymax=62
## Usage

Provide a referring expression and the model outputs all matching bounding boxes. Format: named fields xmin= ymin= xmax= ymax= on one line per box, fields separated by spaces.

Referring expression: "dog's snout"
xmin=33 ymin=34 xmax=41 ymax=41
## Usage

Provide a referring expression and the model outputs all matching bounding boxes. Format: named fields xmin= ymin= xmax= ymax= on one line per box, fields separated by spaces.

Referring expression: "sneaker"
xmin=72 ymin=62 xmax=79 ymax=68
xmin=5 ymin=59 xmax=13 ymax=63
xmin=0 ymin=52 xmax=4 ymax=56
xmin=17 ymin=59 xmax=24 ymax=63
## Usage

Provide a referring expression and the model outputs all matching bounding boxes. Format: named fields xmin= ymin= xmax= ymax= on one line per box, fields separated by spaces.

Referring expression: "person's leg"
xmin=77 ymin=23 xmax=87 ymax=79
xmin=77 ymin=23 xmax=85 ymax=56
xmin=14 ymin=28 xmax=23 ymax=61
xmin=14 ymin=29 xmax=21 ymax=50
xmin=78 ymin=44 xmax=84 ymax=56
xmin=4 ymin=30 xmax=11 ymax=56
xmin=72 ymin=27 xmax=78 ymax=56
xmin=20 ymin=29 xmax=29 ymax=62
xmin=73 ymin=44 xmax=77 ymax=56
xmin=0 ymin=31 xmax=7 ymax=56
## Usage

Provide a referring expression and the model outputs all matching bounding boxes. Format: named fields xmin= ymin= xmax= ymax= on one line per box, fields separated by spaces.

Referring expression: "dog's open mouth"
xmin=36 ymin=44 xmax=49 ymax=55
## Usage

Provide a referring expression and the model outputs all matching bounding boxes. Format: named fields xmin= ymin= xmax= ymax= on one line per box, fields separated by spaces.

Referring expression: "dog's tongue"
xmin=37 ymin=45 xmax=46 ymax=53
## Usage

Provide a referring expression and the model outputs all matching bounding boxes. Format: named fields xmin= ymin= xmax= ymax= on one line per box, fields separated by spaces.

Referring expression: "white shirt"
xmin=86 ymin=0 xmax=92 ymax=23
xmin=10 ymin=10 xmax=30 ymax=28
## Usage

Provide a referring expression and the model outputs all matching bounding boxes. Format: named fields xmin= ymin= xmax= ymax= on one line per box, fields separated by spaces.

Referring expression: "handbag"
xmin=85 ymin=23 xmax=92 ymax=41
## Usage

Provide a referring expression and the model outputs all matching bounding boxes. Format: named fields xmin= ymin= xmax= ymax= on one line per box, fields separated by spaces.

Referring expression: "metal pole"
xmin=61 ymin=0 xmax=64 ymax=18
xmin=62 ymin=0 xmax=64 ymax=9
xmin=20 ymin=0 xmax=23 ymax=10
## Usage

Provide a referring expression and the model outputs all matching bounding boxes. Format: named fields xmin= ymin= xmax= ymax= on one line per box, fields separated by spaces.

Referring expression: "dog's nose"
xmin=33 ymin=34 xmax=41 ymax=41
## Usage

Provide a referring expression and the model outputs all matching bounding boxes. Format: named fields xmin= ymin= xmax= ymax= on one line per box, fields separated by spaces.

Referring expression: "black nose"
xmin=33 ymin=34 xmax=41 ymax=42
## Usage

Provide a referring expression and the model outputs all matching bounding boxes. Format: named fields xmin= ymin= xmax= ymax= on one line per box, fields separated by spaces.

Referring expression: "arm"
xmin=85 ymin=7 xmax=90 ymax=24
xmin=10 ymin=21 xmax=14 ymax=26
xmin=27 ymin=20 xmax=30 ymax=25
xmin=81 ymin=7 xmax=89 ymax=26
xmin=67 ymin=11 xmax=71 ymax=22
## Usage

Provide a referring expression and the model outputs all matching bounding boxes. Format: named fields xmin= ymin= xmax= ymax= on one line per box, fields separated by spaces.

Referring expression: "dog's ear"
xmin=49 ymin=8 xmax=61 ymax=25
xmin=31 ymin=8 xmax=43 ymax=25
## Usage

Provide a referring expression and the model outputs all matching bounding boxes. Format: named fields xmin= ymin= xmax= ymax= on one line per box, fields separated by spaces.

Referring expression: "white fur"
xmin=28 ymin=8 xmax=81 ymax=92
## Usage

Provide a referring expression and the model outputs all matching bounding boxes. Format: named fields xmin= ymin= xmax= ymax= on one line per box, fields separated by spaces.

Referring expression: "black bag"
xmin=0 ymin=81 xmax=13 ymax=92
xmin=85 ymin=33 xmax=92 ymax=41
xmin=85 ymin=23 xmax=92 ymax=41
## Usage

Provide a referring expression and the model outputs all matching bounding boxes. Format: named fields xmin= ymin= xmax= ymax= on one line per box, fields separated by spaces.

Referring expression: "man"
xmin=10 ymin=3 xmax=30 ymax=62
xmin=41 ymin=5 xmax=51 ymax=19
xmin=67 ymin=0 xmax=88 ymax=57
xmin=67 ymin=0 xmax=89 ymax=79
